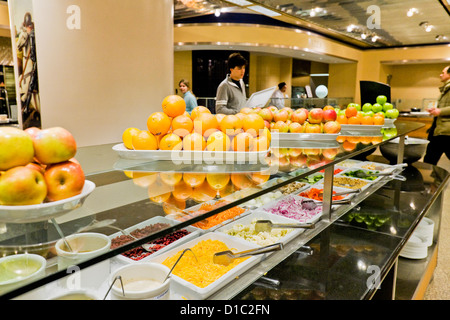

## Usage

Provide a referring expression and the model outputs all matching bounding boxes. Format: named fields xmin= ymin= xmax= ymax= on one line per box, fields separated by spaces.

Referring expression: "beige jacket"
xmin=434 ymin=79 xmax=450 ymax=136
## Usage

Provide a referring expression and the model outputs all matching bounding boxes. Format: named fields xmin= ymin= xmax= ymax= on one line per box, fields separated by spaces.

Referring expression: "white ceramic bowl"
xmin=49 ymin=289 xmax=100 ymax=300
xmin=109 ymin=263 xmax=170 ymax=300
xmin=0 ymin=254 xmax=46 ymax=293
xmin=415 ymin=217 xmax=434 ymax=246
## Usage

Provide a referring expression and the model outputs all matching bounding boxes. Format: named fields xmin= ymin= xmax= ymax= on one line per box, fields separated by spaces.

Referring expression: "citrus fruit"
xmin=206 ymin=173 xmax=230 ymax=191
xmin=172 ymin=114 xmax=193 ymax=138
xmin=215 ymin=113 xmax=226 ymax=124
xmin=172 ymin=180 xmax=193 ymax=201
xmin=219 ymin=114 xmax=243 ymax=136
xmin=191 ymin=181 xmax=217 ymax=202
xmin=336 ymin=114 xmax=348 ymax=125
xmin=132 ymin=172 xmax=158 ymax=187
xmin=242 ymin=113 xmax=265 ymax=137
xmin=162 ymin=195 xmax=186 ymax=214
xmin=159 ymin=133 xmax=182 ymax=150
xmin=232 ymin=132 xmax=254 ymax=152
xmin=345 ymin=106 xmax=358 ymax=118
xmin=191 ymin=106 xmax=211 ymax=119
xmin=149 ymin=192 xmax=171 ymax=204
xmin=182 ymin=172 xmax=206 ymax=187
xmin=131 ymin=130 xmax=158 ymax=150
xmin=193 ymin=112 xmax=219 ymax=138
xmin=147 ymin=112 xmax=172 ymax=137
xmin=159 ymin=172 xmax=182 ymax=186
xmin=373 ymin=114 xmax=385 ymax=125
xmin=235 ymin=112 xmax=245 ymax=121
xmin=250 ymin=172 xmax=270 ymax=185
xmin=231 ymin=173 xmax=255 ymax=190
xmin=122 ymin=127 xmax=140 ymax=149
xmin=347 ymin=116 xmax=361 ymax=125
xmin=342 ymin=140 xmax=356 ymax=151
xmin=182 ymin=132 xmax=206 ymax=151
xmin=361 ymin=115 xmax=374 ymax=125
xmin=206 ymin=131 xmax=231 ymax=151
xmin=162 ymin=95 xmax=186 ymax=118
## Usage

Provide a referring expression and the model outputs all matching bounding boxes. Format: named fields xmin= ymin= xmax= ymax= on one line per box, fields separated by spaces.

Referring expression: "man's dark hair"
xmin=228 ymin=53 xmax=247 ymax=70
xmin=446 ymin=66 xmax=450 ymax=74
xmin=278 ymin=82 xmax=286 ymax=90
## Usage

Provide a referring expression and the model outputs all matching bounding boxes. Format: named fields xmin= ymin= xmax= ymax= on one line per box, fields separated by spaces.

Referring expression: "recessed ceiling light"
xmin=372 ymin=35 xmax=379 ymax=42
xmin=407 ymin=8 xmax=419 ymax=17
xmin=347 ymin=24 xmax=356 ymax=32
xmin=223 ymin=0 xmax=252 ymax=6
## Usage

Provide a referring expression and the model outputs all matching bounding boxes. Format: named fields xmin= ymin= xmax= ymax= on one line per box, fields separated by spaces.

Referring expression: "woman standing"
xmin=178 ymin=79 xmax=198 ymax=114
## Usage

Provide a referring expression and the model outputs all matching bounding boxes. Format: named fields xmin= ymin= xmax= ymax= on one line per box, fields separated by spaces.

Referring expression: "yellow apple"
xmin=0 ymin=127 xmax=35 ymax=171
xmin=32 ymin=127 xmax=77 ymax=165
xmin=0 ymin=166 xmax=47 ymax=205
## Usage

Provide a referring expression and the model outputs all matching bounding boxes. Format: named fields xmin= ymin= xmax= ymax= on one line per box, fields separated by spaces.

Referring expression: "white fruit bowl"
xmin=0 ymin=180 xmax=95 ymax=223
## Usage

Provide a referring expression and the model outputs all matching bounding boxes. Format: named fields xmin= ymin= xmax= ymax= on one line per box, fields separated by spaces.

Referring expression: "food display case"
xmin=0 ymin=121 xmax=447 ymax=300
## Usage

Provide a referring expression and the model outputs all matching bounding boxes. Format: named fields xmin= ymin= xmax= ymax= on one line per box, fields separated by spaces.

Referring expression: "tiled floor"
xmin=423 ymin=155 xmax=450 ymax=300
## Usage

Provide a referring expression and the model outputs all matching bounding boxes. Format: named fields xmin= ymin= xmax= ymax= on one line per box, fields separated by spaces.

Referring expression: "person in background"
xmin=215 ymin=53 xmax=247 ymax=115
xmin=424 ymin=65 xmax=450 ymax=165
xmin=178 ymin=79 xmax=197 ymax=114
xmin=271 ymin=82 xmax=288 ymax=109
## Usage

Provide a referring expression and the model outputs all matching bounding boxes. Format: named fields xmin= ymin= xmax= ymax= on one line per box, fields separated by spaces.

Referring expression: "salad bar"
xmin=0 ymin=121 xmax=448 ymax=300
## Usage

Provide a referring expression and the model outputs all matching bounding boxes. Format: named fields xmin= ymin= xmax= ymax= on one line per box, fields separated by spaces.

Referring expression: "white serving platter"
xmin=145 ymin=232 xmax=262 ymax=300
xmin=271 ymin=132 xmax=339 ymax=142
xmin=340 ymin=124 xmax=383 ymax=135
xmin=0 ymin=180 xmax=95 ymax=223
xmin=109 ymin=216 xmax=201 ymax=264
xmin=112 ymin=143 xmax=269 ymax=164
xmin=336 ymin=167 xmax=384 ymax=183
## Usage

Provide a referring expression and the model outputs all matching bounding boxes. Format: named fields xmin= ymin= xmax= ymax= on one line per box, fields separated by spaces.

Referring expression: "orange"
xmin=240 ymin=107 xmax=254 ymax=114
xmin=172 ymin=114 xmax=193 ymax=138
xmin=147 ymin=176 xmax=173 ymax=198
xmin=182 ymin=132 xmax=206 ymax=151
xmin=206 ymin=173 xmax=230 ymax=191
xmin=215 ymin=113 xmax=226 ymax=124
xmin=347 ymin=136 xmax=361 ymax=144
xmin=345 ymin=106 xmax=358 ymax=118
xmin=219 ymin=114 xmax=243 ymax=136
xmin=162 ymin=195 xmax=186 ymax=215
xmin=242 ymin=113 xmax=265 ymax=137
xmin=371 ymin=136 xmax=383 ymax=144
xmin=342 ymin=140 xmax=356 ymax=151
xmin=252 ymin=135 xmax=269 ymax=151
xmin=336 ymin=114 xmax=348 ymax=125
xmin=231 ymin=173 xmax=255 ymax=190
xmin=337 ymin=135 xmax=347 ymax=143
xmin=132 ymin=172 xmax=158 ymax=187
xmin=122 ymin=127 xmax=140 ymax=149
xmin=131 ymin=130 xmax=158 ymax=150
xmin=206 ymin=131 xmax=231 ymax=151
xmin=149 ymin=192 xmax=171 ymax=204
xmin=361 ymin=115 xmax=374 ymax=125
xmin=359 ymin=136 xmax=373 ymax=145
xmin=218 ymin=183 xmax=234 ymax=198
xmin=193 ymin=112 xmax=219 ymax=138
xmin=347 ymin=116 xmax=361 ymax=125
xmin=191 ymin=106 xmax=211 ymax=120
xmin=182 ymin=172 xmax=206 ymax=187
xmin=235 ymin=112 xmax=245 ymax=121
xmin=162 ymin=95 xmax=186 ymax=118
xmin=147 ymin=112 xmax=172 ymax=137
xmin=172 ymin=180 xmax=193 ymax=201
xmin=250 ymin=172 xmax=270 ymax=185
xmin=232 ymin=132 xmax=254 ymax=152
xmin=159 ymin=133 xmax=182 ymax=150
xmin=373 ymin=114 xmax=385 ymax=125
xmin=191 ymin=181 xmax=217 ymax=202
xmin=159 ymin=172 xmax=182 ymax=186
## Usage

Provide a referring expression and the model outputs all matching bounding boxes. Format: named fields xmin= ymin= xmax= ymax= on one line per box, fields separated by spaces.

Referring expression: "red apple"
xmin=26 ymin=162 xmax=46 ymax=175
xmin=273 ymin=109 xmax=289 ymax=122
xmin=281 ymin=107 xmax=293 ymax=118
xmin=323 ymin=105 xmax=335 ymax=111
xmin=0 ymin=127 xmax=35 ymax=171
xmin=308 ymin=108 xmax=323 ymax=124
xmin=24 ymin=127 xmax=41 ymax=139
xmin=289 ymin=148 xmax=303 ymax=157
xmin=263 ymin=120 xmax=270 ymax=129
xmin=322 ymin=148 xmax=339 ymax=161
xmin=290 ymin=154 xmax=308 ymax=168
xmin=298 ymin=108 xmax=309 ymax=118
xmin=258 ymin=108 xmax=273 ymax=122
xmin=0 ymin=166 xmax=47 ymax=205
xmin=288 ymin=122 xmax=303 ymax=133
xmin=290 ymin=109 xmax=308 ymax=124
xmin=272 ymin=121 xmax=289 ymax=133
xmin=304 ymin=122 xmax=323 ymax=133
xmin=44 ymin=160 xmax=85 ymax=201
xmin=323 ymin=121 xmax=341 ymax=134
xmin=323 ymin=109 xmax=337 ymax=122
xmin=32 ymin=127 xmax=77 ymax=165
xmin=268 ymin=106 xmax=278 ymax=113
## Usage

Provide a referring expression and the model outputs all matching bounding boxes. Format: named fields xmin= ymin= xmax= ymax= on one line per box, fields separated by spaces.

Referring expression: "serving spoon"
xmin=254 ymin=220 xmax=315 ymax=233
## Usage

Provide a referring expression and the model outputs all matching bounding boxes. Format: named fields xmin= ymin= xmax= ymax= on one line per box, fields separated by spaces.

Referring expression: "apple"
xmin=258 ymin=108 xmax=273 ymax=122
xmin=348 ymin=103 xmax=361 ymax=111
xmin=26 ymin=162 xmax=46 ymax=175
xmin=385 ymin=108 xmax=399 ymax=119
xmin=263 ymin=120 xmax=270 ymax=129
xmin=268 ymin=106 xmax=278 ymax=113
xmin=362 ymin=103 xmax=372 ymax=113
xmin=322 ymin=108 xmax=337 ymax=122
xmin=44 ymin=160 xmax=85 ymax=201
xmin=0 ymin=166 xmax=47 ymax=205
xmin=308 ymin=108 xmax=323 ymax=124
xmin=372 ymin=103 xmax=383 ymax=113
xmin=273 ymin=109 xmax=289 ymax=122
xmin=383 ymin=102 xmax=394 ymax=112
xmin=272 ymin=121 xmax=289 ymax=133
xmin=323 ymin=105 xmax=334 ymax=111
xmin=363 ymin=111 xmax=374 ymax=117
xmin=0 ymin=127 xmax=35 ymax=171
xmin=290 ymin=109 xmax=308 ymax=124
xmin=304 ymin=122 xmax=323 ymax=133
xmin=32 ymin=127 xmax=77 ymax=165
xmin=322 ymin=148 xmax=339 ymax=161
xmin=376 ymin=95 xmax=387 ymax=105
xmin=24 ymin=127 xmax=41 ymax=139
xmin=288 ymin=122 xmax=303 ymax=133
xmin=323 ymin=121 xmax=341 ymax=134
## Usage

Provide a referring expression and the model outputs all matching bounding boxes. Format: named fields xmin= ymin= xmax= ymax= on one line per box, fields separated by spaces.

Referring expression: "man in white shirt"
xmin=271 ymin=82 xmax=288 ymax=109
xmin=215 ymin=53 xmax=247 ymax=115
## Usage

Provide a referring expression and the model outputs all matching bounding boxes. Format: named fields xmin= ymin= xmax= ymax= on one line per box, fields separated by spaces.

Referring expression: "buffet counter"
xmin=397 ymin=112 xmax=434 ymax=139
xmin=0 ymin=121 xmax=448 ymax=300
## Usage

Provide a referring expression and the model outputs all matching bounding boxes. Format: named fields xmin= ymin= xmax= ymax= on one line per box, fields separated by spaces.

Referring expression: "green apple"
xmin=390 ymin=108 xmax=399 ymax=119
xmin=363 ymin=111 xmax=374 ymax=117
xmin=385 ymin=108 xmax=399 ymax=119
xmin=372 ymin=103 xmax=383 ymax=113
xmin=0 ymin=127 xmax=35 ymax=171
xmin=362 ymin=103 xmax=372 ymax=113
xmin=383 ymin=102 xmax=394 ymax=112
xmin=376 ymin=95 xmax=387 ymax=105
xmin=347 ymin=103 xmax=360 ymax=111
xmin=0 ymin=166 xmax=47 ymax=205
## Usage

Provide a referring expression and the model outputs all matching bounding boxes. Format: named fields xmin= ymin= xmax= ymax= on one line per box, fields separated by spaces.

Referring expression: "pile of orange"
xmin=336 ymin=104 xmax=385 ymax=126
xmin=122 ymin=95 xmax=271 ymax=152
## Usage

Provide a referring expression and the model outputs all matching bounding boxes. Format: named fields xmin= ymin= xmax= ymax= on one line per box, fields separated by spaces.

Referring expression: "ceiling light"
xmin=419 ymin=21 xmax=433 ymax=32
xmin=347 ymin=24 xmax=356 ymax=32
xmin=407 ymin=8 xmax=419 ymax=17
xmin=436 ymin=35 xmax=447 ymax=41
xmin=361 ymin=33 xmax=367 ymax=40
xmin=248 ymin=5 xmax=281 ymax=17
xmin=223 ymin=0 xmax=252 ymax=6
xmin=214 ymin=9 xmax=221 ymax=17
xmin=372 ymin=35 xmax=379 ymax=42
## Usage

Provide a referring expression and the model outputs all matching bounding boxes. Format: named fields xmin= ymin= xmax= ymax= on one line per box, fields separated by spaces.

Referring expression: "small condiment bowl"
xmin=49 ymin=289 xmax=100 ymax=300
xmin=0 ymin=254 xmax=46 ymax=293
xmin=108 ymin=263 xmax=171 ymax=300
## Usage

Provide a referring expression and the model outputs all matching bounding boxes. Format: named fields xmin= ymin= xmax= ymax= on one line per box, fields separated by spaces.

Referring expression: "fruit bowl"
xmin=380 ymin=137 xmax=429 ymax=164
xmin=0 ymin=180 xmax=95 ymax=223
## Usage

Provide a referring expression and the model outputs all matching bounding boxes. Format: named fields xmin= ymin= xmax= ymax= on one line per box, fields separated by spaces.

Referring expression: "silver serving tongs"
xmin=254 ymin=220 xmax=315 ymax=233
xmin=301 ymin=198 xmax=351 ymax=210
xmin=213 ymin=242 xmax=283 ymax=266
xmin=318 ymin=188 xmax=361 ymax=198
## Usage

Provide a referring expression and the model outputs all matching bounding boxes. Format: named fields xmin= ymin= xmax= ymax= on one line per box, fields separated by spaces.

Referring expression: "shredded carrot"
xmin=299 ymin=188 xmax=344 ymax=201
xmin=161 ymin=239 xmax=248 ymax=288
xmin=192 ymin=206 xmax=245 ymax=230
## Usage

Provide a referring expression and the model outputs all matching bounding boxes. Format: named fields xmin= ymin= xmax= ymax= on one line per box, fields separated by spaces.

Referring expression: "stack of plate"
xmin=400 ymin=217 xmax=435 ymax=259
